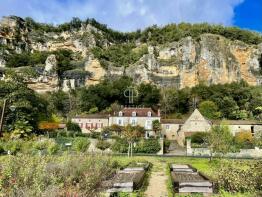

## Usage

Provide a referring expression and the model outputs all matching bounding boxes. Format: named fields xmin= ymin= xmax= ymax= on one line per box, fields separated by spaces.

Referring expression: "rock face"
xmin=27 ymin=55 xmax=59 ymax=93
xmin=120 ymin=34 xmax=262 ymax=88
xmin=44 ymin=54 xmax=57 ymax=75
xmin=84 ymin=57 xmax=106 ymax=85
xmin=0 ymin=16 xmax=262 ymax=91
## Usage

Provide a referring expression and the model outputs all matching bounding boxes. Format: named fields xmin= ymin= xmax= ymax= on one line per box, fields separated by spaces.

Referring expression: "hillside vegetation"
xmin=24 ymin=17 xmax=262 ymax=45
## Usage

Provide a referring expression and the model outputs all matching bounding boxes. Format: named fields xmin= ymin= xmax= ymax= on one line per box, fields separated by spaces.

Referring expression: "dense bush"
xmin=0 ymin=138 xmax=61 ymax=155
xmin=111 ymin=138 xmax=129 ymax=153
xmin=161 ymin=81 xmax=262 ymax=120
xmin=0 ymin=154 xmax=114 ymax=196
xmin=72 ymin=137 xmax=90 ymax=152
xmin=5 ymin=51 xmax=49 ymax=68
xmin=92 ymin=43 xmax=148 ymax=68
xmin=234 ymin=131 xmax=254 ymax=149
xmin=96 ymin=140 xmax=111 ymax=150
xmin=25 ymin=17 xmax=262 ymax=45
xmin=0 ymin=144 xmax=5 ymax=154
xmin=191 ymin=132 xmax=209 ymax=144
xmin=135 ymin=139 xmax=161 ymax=154
xmin=164 ymin=140 xmax=171 ymax=153
xmin=216 ymin=161 xmax=262 ymax=193
xmin=1 ymin=140 xmax=22 ymax=154
xmin=112 ymin=138 xmax=161 ymax=154
xmin=66 ymin=121 xmax=81 ymax=133
xmin=77 ymin=77 xmax=160 ymax=113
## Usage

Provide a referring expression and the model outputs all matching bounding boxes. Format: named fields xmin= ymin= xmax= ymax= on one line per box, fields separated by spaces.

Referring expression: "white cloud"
xmin=0 ymin=0 xmax=245 ymax=31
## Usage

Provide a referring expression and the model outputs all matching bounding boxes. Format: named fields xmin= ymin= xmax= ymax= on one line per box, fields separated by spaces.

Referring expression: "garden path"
xmin=144 ymin=160 xmax=169 ymax=197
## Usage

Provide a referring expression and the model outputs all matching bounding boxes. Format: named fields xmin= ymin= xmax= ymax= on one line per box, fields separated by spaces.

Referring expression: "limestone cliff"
xmin=121 ymin=34 xmax=262 ymax=88
xmin=0 ymin=16 xmax=261 ymax=92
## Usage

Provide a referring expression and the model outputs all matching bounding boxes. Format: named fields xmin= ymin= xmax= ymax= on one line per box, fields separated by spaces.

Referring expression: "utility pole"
xmin=0 ymin=99 xmax=7 ymax=137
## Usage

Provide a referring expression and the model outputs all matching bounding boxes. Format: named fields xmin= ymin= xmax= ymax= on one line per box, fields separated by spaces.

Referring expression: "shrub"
xmin=96 ymin=140 xmax=111 ymax=150
xmin=111 ymin=138 xmax=129 ymax=153
xmin=199 ymin=100 xmax=221 ymax=119
xmin=0 ymin=144 xmax=5 ymax=154
xmin=234 ymin=131 xmax=254 ymax=149
xmin=66 ymin=121 xmax=81 ymax=133
xmin=112 ymin=138 xmax=161 ymax=154
xmin=191 ymin=132 xmax=209 ymax=144
xmin=57 ymin=131 xmax=68 ymax=137
xmin=33 ymin=140 xmax=49 ymax=151
xmin=164 ymin=140 xmax=171 ymax=153
xmin=3 ymin=140 xmax=22 ymax=154
xmin=135 ymin=139 xmax=161 ymax=154
xmin=72 ymin=137 xmax=90 ymax=152
xmin=0 ymin=154 xmax=115 ymax=196
xmin=216 ymin=161 xmax=262 ymax=193
xmin=90 ymin=132 xmax=101 ymax=139
xmin=235 ymin=131 xmax=253 ymax=144
xmin=47 ymin=141 xmax=60 ymax=155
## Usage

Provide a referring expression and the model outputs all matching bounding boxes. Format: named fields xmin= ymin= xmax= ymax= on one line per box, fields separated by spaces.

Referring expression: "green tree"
xmin=122 ymin=125 xmax=144 ymax=157
xmin=207 ymin=124 xmax=234 ymax=160
xmin=66 ymin=121 xmax=81 ymax=133
xmin=220 ymin=96 xmax=239 ymax=119
xmin=199 ymin=100 xmax=220 ymax=119
xmin=137 ymin=83 xmax=160 ymax=108
xmin=0 ymin=71 xmax=48 ymax=132
xmin=152 ymin=120 xmax=161 ymax=137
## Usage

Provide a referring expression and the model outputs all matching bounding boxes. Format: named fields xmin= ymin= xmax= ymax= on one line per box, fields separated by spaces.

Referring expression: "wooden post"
xmin=0 ymin=99 xmax=7 ymax=137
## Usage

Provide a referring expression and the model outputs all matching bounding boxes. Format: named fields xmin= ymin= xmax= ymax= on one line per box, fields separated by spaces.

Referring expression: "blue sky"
xmin=0 ymin=0 xmax=261 ymax=32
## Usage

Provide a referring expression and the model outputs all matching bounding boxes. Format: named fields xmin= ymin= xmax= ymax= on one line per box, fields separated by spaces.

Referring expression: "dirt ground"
xmin=144 ymin=161 xmax=169 ymax=197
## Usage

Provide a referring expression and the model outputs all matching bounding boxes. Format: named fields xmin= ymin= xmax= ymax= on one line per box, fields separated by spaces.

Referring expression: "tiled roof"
xmin=114 ymin=107 xmax=159 ymax=117
xmin=212 ymin=120 xmax=262 ymax=125
xmin=73 ymin=114 xmax=109 ymax=119
xmin=161 ymin=119 xmax=185 ymax=124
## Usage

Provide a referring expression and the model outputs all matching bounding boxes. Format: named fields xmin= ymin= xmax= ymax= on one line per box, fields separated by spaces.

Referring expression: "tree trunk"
xmin=131 ymin=142 xmax=133 ymax=157
xmin=127 ymin=143 xmax=129 ymax=157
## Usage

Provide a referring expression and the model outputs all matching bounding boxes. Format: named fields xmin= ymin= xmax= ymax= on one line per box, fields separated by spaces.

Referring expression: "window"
xmin=147 ymin=111 xmax=152 ymax=117
xmin=130 ymin=118 xmax=137 ymax=126
xmin=145 ymin=120 xmax=152 ymax=129
xmin=132 ymin=111 xmax=136 ymax=117
xmin=117 ymin=118 xmax=123 ymax=126
xmin=119 ymin=111 xmax=123 ymax=116
xmin=166 ymin=125 xmax=170 ymax=130
xmin=251 ymin=126 xmax=254 ymax=136
xmin=131 ymin=119 xmax=136 ymax=126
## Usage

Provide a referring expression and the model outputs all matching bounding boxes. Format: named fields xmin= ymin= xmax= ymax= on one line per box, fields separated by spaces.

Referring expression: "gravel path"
xmin=145 ymin=162 xmax=168 ymax=197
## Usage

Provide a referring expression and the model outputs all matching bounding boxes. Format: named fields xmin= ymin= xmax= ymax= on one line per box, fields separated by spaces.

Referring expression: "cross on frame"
xmin=124 ymin=86 xmax=138 ymax=104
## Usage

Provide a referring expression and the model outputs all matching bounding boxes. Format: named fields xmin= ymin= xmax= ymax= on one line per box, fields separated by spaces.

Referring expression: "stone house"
xmin=161 ymin=109 xmax=262 ymax=146
xmin=161 ymin=109 xmax=212 ymax=145
xmin=109 ymin=107 xmax=161 ymax=137
xmin=72 ymin=107 xmax=161 ymax=135
xmin=212 ymin=120 xmax=262 ymax=137
xmin=161 ymin=119 xmax=185 ymax=140
xmin=71 ymin=114 xmax=109 ymax=133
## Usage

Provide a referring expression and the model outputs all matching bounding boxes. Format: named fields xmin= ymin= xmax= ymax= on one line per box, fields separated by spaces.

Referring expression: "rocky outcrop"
xmin=27 ymin=55 xmax=59 ymax=93
xmin=0 ymin=16 xmax=262 ymax=90
xmin=84 ymin=57 xmax=106 ymax=85
xmin=44 ymin=54 xmax=57 ymax=75
xmin=121 ymin=34 xmax=262 ymax=88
